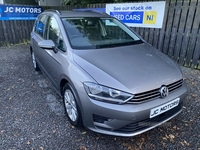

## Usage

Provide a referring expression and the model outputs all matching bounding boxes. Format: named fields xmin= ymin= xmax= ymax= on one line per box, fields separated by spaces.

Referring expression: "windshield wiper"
xmin=95 ymin=40 xmax=144 ymax=49
xmin=96 ymin=44 xmax=117 ymax=49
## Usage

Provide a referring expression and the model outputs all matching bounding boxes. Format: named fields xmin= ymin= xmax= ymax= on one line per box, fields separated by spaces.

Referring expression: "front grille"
xmin=128 ymin=79 xmax=183 ymax=103
xmin=114 ymin=103 xmax=182 ymax=133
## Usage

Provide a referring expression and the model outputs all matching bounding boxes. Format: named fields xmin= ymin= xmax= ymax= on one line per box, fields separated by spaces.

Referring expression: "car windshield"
xmin=62 ymin=17 xmax=143 ymax=49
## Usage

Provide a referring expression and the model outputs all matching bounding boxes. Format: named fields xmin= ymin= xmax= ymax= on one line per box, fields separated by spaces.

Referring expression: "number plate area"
xmin=150 ymin=98 xmax=180 ymax=118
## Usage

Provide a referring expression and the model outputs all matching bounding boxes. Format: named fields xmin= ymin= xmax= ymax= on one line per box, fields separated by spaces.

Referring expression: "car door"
xmin=42 ymin=15 xmax=68 ymax=89
xmin=31 ymin=14 xmax=48 ymax=71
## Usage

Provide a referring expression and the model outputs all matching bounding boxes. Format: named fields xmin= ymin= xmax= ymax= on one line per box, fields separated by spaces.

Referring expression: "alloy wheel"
xmin=64 ymin=89 xmax=78 ymax=122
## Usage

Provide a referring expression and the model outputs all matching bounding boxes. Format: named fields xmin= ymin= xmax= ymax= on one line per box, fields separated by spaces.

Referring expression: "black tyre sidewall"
xmin=62 ymin=83 xmax=82 ymax=127
xmin=31 ymin=51 xmax=40 ymax=71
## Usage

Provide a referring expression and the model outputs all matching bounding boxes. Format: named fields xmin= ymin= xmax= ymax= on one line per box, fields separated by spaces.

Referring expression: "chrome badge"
xmin=160 ymin=86 xmax=169 ymax=98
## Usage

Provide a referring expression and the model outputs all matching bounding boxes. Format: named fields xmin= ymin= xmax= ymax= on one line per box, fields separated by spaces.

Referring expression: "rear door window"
xmin=34 ymin=15 xmax=47 ymax=37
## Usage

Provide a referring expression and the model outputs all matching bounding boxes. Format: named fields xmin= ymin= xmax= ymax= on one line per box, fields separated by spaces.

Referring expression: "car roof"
xmin=43 ymin=9 xmax=111 ymax=18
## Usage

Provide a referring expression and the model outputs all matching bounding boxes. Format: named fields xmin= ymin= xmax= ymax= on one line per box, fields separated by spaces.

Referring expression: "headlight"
xmin=83 ymin=82 xmax=134 ymax=104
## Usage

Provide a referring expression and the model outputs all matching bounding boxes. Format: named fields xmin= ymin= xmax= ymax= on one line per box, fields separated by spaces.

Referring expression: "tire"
xmin=31 ymin=51 xmax=40 ymax=71
xmin=62 ymin=83 xmax=82 ymax=127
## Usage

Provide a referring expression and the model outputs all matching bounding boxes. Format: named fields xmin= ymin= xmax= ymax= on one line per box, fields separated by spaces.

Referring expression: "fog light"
xmin=93 ymin=114 xmax=112 ymax=123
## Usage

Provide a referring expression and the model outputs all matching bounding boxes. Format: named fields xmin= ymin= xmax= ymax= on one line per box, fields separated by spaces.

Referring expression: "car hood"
xmin=73 ymin=43 xmax=182 ymax=94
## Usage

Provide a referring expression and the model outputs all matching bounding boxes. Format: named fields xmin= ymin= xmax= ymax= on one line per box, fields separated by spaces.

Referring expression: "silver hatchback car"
xmin=30 ymin=10 xmax=187 ymax=136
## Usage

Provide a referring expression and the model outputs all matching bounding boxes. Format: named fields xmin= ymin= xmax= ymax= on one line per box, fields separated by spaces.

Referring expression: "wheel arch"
xmin=30 ymin=45 xmax=33 ymax=52
xmin=59 ymin=76 xmax=81 ymax=106
xmin=60 ymin=77 xmax=84 ymax=126
xmin=60 ymin=78 xmax=69 ymax=96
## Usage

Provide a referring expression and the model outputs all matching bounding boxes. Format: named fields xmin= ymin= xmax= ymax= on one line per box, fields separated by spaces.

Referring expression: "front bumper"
xmin=78 ymin=81 xmax=187 ymax=137
xmin=92 ymin=103 xmax=182 ymax=136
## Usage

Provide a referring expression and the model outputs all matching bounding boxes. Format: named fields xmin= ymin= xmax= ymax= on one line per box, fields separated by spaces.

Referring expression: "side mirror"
xmin=38 ymin=40 xmax=55 ymax=50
